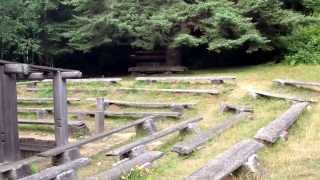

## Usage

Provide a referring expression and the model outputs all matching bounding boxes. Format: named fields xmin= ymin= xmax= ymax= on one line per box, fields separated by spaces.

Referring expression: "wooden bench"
xmin=18 ymin=98 xmax=81 ymax=104
xmin=255 ymin=102 xmax=309 ymax=144
xmin=273 ymin=79 xmax=320 ymax=88
xmin=172 ymin=112 xmax=250 ymax=155
xmin=42 ymin=78 xmax=122 ymax=84
xmin=118 ymin=87 xmax=219 ymax=95
xmin=136 ymin=76 xmax=236 ymax=84
xmin=87 ymin=151 xmax=164 ymax=180
xmin=185 ymin=139 xmax=264 ymax=180
xmin=248 ymin=89 xmax=317 ymax=103
xmin=18 ymin=119 xmax=89 ymax=134
xmin=106 ymin=117 xmax=203 ymax=159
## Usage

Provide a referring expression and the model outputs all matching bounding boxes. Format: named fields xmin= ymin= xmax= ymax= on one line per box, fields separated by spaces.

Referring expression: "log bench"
xmin=117 ymin=87 xmax=219 ymax=95
xmin=273 ymin=79 xmax=320 ymax=89
xmin=248 ymin=89 xmax=317 ymax=103
xmin=42 ymin=78 xmax=122 ymax=84
xmin=255 ymin=102 xmax=309 ymax=144
xmin=106 ymin=117 xmax=203 ymax=159
xmin=185 ymin=139 xmax=264 ymax=180
xmin=220 ymin=103 xmax=253 ymax=114
xmin=87 ymin=151 xmax=164 ymax=180
xmin=172 ymin=112 xmax=250 ymax=155
xmin=136 ymin=76 xmax=236 ymax=84
xmin=18 ymin=97 xmax=81 ymax=104
xmin=18 ymin=119 xmax=89 ymax=134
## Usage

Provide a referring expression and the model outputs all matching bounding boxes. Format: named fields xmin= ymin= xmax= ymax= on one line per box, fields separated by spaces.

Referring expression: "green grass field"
xmin=18 ymin=64 xmax=320 ymax=180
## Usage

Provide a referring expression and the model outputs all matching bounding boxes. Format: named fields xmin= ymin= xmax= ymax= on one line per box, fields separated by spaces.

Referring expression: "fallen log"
xmin=118 ymin=87 xmax=219 ymax=95
xmin=106 ymin=117 xmax=203 ymax=157
xmin=87 ymin=151 xmax=164 ymax=180
xmin=185 ymin=139 xmax=264 ymax=180
xmin=19 ymin=157 xmax=90 ymax=180
xmin=172 ymin=112 xmax=249 ymax=155
xmin=248 ymin=89 xmax=317 ymax=103
xmin=136 ymin=76 xmax=236 ymax=84
xmin=220 ymin=103 xmax=253 ymax=114
xmin=86 ymin=98 xmax=196 ymax=109
xmin=255 ymin=102 xmax=309 ymax=143
xmin=273 ymin=79 xmax=320 ymax=89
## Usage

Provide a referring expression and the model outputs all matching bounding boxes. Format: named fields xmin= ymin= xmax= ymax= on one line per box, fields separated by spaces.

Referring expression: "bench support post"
xmin=95 ymin=98 xmax=105 ymax=134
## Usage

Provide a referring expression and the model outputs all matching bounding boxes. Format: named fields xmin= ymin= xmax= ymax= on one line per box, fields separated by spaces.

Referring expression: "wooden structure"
xmin=128 ymin=50 xmax=187 ymax=74
xmin=273 ymin=79 xmax=320 ymax=90
xmin=136 ymin=76 xmax=236 ymax=84
xmin=220 ymin=103 xmax=253 ymax=114
xmin=106 ymin=117 xmax=203 ymax=158
xmin=118 ymin=87 xmax=219 ymax=95
xmin=248 ymin=89 xmax=317 ymax=103
xmin=18 ymin=97 xmax=80 ymax=104
xmin=172 ymin=112 xmax=250 ymax=155
xmin=0 ymin=60 xmax=82 ymax=179
xmin=87 ymin=151 xmax=164 ymax=180
xmin=185 ymin=139 xmax=264 ymax=180
xmin=255 ymin=102 xmax=309 ymax=144
xmin=42 ymin=78 xmax=122 ymax=84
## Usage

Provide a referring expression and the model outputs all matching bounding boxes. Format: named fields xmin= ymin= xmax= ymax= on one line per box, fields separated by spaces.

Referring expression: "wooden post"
xmin=53 ymin=71 xmax=69 ymax=146
xmin=95 ymin=98 xmax=105 ymax=134
xmin=0 ymin=66 xmax=20 ymax=162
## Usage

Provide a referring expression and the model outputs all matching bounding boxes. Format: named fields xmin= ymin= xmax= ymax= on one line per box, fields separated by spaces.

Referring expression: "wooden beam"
xmin=18 ymin=97 xmax=80 ymax=104
xmin=39 ymin=116 xmax=156 ymax=157
xmin=172 ymin=113 xmax=249 ymax=155
xmin=129 ymin=66 xmax=187 ymax=73
xmin=255 ymin=102 xmax=309 ymax=143
xmin=53 ymin=71 xmax=69 ymax=146
xmin=87 ymin=151 xmax=163 ymax=180
xmin=220 ymin=103 xmax=253 ymax=114
xmin=106 ymin=117 xmax=203 ymax=157
xmin=136 ymin=76 xmax=236 ymax=83
xmin=19 ymin=157 xmax=90 ymax=180
xmin=86 ymin=98 xmax=196 ymax=109
xmin=118 ymin=87 xmax=219 ymax=95
xmin=4 ymin=64 xmax=30 ymax=74
xmin=185 ymin=139 xmax=264 ymax=180
xmin=0 ymin=66 xmax=20 ymax=162
xmin=43 ymin=78 xmax=121 ymax=84
xmin=248 ymin=89 xmax=317 ymax=103
xmin=273 ymin=79 xmax=320 ymax=88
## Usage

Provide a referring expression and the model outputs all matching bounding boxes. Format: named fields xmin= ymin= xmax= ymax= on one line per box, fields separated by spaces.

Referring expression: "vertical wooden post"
xmin=95 ymin=98 xmax=105 ymax=134
xmin=0 ymin=66 xmax=20 ymax=162
xmin=53 ymin=71 xmax=69 ymax=146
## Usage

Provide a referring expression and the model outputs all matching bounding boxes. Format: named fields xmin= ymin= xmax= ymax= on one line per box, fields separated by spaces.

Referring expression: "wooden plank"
xmin=273 ymin=79 xmax=320 ymax=88
xmin=17 ymin=81 xmax=40 ymax=86
xmin=4 ymin=64 xmax=30 ymax=74
xmin=249 ymin=89 xmax=317 ymax=103
xmin=255 ymin=102 xmax=309 ymax=143
xmin=118 ymin=87 xmax=219 ymax=95
xmin=129 ymin=66 xmax=187 ymax=73
xmin=18 ymin=97 xmax=80 ymax=104
xmin=39 ymin=116 xmax=156 ymax=157
xmin=87 ymin=151 xmax=163 ymax=180
xmin=136 ymin=76 xmax=236 ymax=83
xmin=86 ymin=98 xmax=196 ymax=109
xmin=18 ymin=119 xmax=85 ymax=127
xmin=19 ymin=157 xmax=90 ymax=180
xmin=19 ymin=138 xmax=56 ymax=152
xmin=53 ymin=71 xmax=69 ymax=146
xmin=43 ymin=78 xmax=122 ymax=84
xmin=0 ymin=66 xmax=20 ymax=162
xmin=106 ymin=117 xmax=203 ymax=157
xmin=172 ymin=113 xmax=249 ymax=155
xmin=186 ymin=139 xmax=264 ymax=180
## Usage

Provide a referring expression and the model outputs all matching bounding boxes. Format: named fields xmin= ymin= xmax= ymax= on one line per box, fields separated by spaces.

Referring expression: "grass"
xmin=17 ymin=63 xmax=320 ymax=180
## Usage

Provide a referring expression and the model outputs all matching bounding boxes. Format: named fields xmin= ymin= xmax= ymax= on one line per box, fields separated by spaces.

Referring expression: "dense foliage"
xmin=0 ymin=0 xmax=319 ymax=64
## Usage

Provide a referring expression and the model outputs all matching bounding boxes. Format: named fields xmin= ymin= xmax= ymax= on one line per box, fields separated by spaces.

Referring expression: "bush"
xmin=283 ymin=25 xmax=320 ymax=65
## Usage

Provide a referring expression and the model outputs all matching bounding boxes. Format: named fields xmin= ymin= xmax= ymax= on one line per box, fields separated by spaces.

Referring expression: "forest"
xmin=1 ymin=0 xmax=320 ymax=73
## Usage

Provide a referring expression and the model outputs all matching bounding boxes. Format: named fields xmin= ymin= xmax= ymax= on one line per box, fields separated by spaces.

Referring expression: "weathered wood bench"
xmin=19 ymin=157 xmax=90 ymax=180
xmin=136 ymin=76 xmax=236 ymax=84
xmin=42 ymin=78 xmax=122 ymax=84
xmin=248 ymin=89 xmax=317 ymax=103
xmin=19 ymin=138 xmax=56 ymax=157
xmin=87 ymin=151 xmax=164 ymax=180
xmin=129 ymin=66 xmax=187 ymax=73
xmin=220 ymin=103 xmax=254 ymax=114
xmin=172 ymin=112 xmax=250 ymax=155
xmin=273 ymin=79 xmax=320 ymax=89
xmin=18 ymin=97 xmax=81 ymax=104
xmin=86 ymin=98 xmax=196 ymax=109
xmin=255 ymin=102 xmax=309 ymax=144
xmin=18 ymin=119 xmax=89 ymax=134
xmin=118 ymin=87 xmax=219 ymax=95
xmin=185 ymin=139 xmax=264 ymax=180
xmin=106 ymin=117 xmax=203 ymax=159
